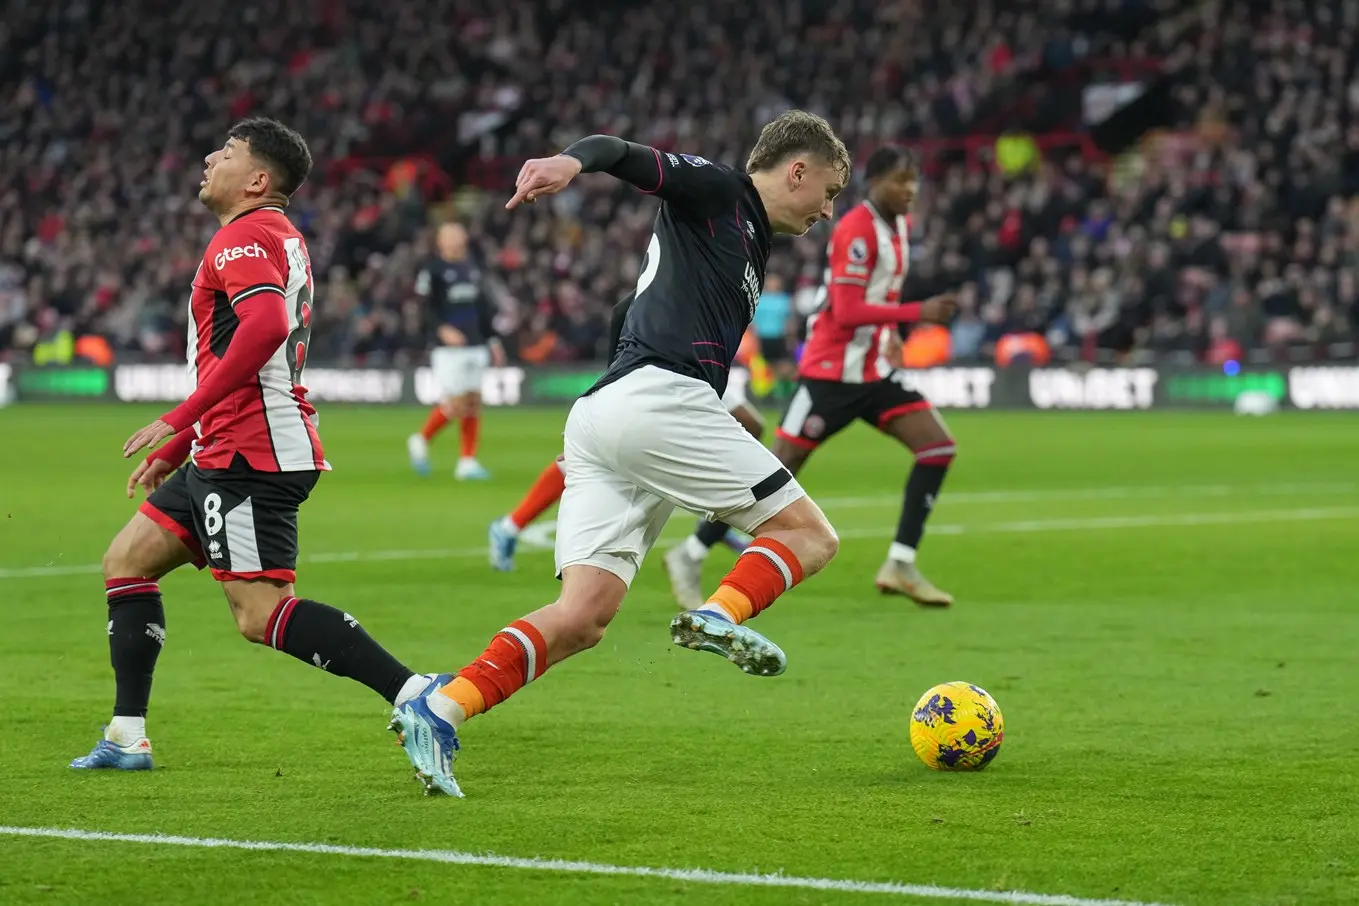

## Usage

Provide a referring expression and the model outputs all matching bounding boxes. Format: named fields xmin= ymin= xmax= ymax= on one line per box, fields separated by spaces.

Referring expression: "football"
xmin=909 ymin=681 xmax=1004 ymax=771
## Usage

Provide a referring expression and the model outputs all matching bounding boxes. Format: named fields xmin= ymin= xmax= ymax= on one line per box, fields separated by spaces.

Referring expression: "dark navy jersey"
xmin=415 ymin=256 xmax=494 ymax=347
xmin=607 ymin=294 xmax=633 ymax=364
xmin=563 ymin=138 xmax=772 ymax=398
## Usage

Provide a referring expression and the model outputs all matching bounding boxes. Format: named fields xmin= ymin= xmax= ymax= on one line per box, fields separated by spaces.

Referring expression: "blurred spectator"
xmin=753 ymin=274 xmax=796 ymax=379
xmin=3 ymin=0 xmax=1358 ymax=371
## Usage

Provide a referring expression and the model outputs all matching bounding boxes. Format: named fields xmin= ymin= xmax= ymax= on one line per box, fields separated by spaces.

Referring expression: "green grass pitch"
xmin=0 ymin=403 xmax=1356 ymax=905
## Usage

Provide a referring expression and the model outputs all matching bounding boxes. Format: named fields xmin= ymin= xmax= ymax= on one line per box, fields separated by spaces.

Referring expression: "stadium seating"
xmin=2 ymin=0 xmax=1356 ymax=365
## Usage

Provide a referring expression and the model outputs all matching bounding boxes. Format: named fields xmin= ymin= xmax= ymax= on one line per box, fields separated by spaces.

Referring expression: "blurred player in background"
xmin=773 ymin=146 xmax=959 ymax=606
xmin=407 ymin=221 xmax=504 ymax=480
xmin=73 ymin=119 xmax=436 ymax=772
xmin=391 ymin=111 xmax=848 ymax=796
xmin=488 ymin=296 xmax=756 ymax=577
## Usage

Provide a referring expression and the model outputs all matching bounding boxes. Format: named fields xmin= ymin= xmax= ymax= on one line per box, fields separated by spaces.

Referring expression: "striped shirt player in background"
xmin=773 ymin=146 xmax=960 ymax=606
xmin=73 ymin=118 xmax=437 ymax=772
xmin=487 ymin=294 xmax=760 ymax=574
xmin=406 ymin=221 xmax=505 ymax=480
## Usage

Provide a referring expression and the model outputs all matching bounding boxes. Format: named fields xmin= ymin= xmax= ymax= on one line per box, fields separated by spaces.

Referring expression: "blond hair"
xmin=745 ymin=110 xmax=851 ymax=181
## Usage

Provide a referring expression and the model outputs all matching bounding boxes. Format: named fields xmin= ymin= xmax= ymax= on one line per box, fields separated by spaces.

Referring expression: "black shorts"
xmin=140 ymin=453 xmax=320 ymax=582
xmin=775 ymin=372 xmax=933 ymax=450
xmin=759 ymin=335 xmax=791 ymax=363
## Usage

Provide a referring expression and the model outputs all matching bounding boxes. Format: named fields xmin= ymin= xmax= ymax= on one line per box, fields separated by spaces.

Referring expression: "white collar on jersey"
xmin=863 ymin=200 xmax=906 ymax=233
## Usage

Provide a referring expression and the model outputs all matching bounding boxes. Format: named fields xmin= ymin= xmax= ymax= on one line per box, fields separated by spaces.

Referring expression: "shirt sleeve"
xmin=148 ymin=428 xmax=195 ymax=469
xmin=562 ymin=135 xmax=743 ymax=220
xmin=476 ymin=287 xmax=497 ymax=345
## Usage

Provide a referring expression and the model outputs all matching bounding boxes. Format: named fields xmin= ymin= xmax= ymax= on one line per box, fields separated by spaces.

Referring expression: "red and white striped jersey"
xmin=799 ymin=202 xmax=909 ymax=384
xmin=187 ymin=207 xmax=327 ymax=472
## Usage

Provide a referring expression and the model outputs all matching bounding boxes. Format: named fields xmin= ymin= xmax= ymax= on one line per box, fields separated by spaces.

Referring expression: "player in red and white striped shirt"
xmin=773 ymin=146 xmax=960 ymax=606
xmin=73 ymin=118 xmax=436 ymax=773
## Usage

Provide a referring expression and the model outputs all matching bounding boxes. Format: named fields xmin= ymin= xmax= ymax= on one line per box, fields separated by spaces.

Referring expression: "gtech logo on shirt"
xmin=214 ymin=243 xmax=267 ymax=271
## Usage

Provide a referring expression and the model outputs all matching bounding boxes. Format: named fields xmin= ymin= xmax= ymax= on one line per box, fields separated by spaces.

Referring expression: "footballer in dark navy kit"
xmin=407 ymin=221 xmax=505 ymax=481
xmin=389 ymin=110 xmax=859 ymax=798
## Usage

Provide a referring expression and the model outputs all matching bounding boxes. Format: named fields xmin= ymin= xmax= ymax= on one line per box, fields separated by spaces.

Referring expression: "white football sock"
xmin=683 ymin=534 xmax=709 ymax=560
xmin=394 ymin=673 xmax=432 ymax=708
xmin=106 ymin=716 xmax=147 ymax=746
xmin=889 ymin=542 xmax=917 ymax=564
xmin=425 ymin=690 xmax=468 ymax=729
xmin=697 ymin=601 xmax=738 ymax=621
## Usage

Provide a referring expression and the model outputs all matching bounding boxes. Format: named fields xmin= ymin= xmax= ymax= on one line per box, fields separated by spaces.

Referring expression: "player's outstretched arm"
xmin=508 ymin=135 xmax=739 ymax=219
xmin=824 ymin=222 xmax=955 ymax=327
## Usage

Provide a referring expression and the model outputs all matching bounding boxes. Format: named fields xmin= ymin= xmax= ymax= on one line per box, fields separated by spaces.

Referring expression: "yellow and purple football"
xmin=909 ymin=681 xmax=1004 ymax=771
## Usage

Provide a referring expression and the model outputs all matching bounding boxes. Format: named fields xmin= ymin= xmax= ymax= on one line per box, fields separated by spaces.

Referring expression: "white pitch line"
xmin=867 ymin=506 xmax=1359 ymax=539
xmin=0 ymin=826 xmax=1176 ymax=906
xmin=4 ymin=506 xmax=1357 ymax=579
xmin=2 ymin=504 xmax=1354 ymax=581
xmin=816 ymin=480 xmax=1355 ymax=509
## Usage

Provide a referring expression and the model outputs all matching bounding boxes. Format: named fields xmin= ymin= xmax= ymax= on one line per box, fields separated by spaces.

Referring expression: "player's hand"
xmin=438 ymin=325 xmax=467 ymax=347
xmin=127 ymin=457 xmax=176 ymax=499
xmin=883 ymin=330 xmax=904 ymax=368
xmin=919 ymin=294 xmax=958 ymax=324
xmin=506 ymin=155 xmax=583 ymax=210
xmin=123 ymin=419 xmax=176 ymax=459
xmin=490 ymin=342 xmax=507 ymax=367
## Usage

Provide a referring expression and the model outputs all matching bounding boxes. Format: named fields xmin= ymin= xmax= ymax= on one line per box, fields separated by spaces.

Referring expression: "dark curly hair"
xmin=863 ymin=145 xmax=918 ymax=182
xmin=228 ymin=117 xmax=313 ymax=198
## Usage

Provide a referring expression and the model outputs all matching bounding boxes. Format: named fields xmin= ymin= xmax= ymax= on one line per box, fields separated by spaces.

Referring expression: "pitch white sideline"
xmin=2 ymin=503 xmax=1356 ymax=581
xmin=0 ymin=826 xmax=1177 ymax=906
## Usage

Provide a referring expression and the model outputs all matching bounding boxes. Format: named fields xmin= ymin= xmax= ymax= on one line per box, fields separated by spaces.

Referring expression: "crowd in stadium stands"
xmin=2 ymin=0 xmax=1357 ymax=371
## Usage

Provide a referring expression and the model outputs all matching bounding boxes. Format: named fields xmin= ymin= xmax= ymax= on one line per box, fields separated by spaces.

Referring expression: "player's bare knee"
xmin=770 ymin=438 xmax=810 ymax=475
xmin=103 ymin=514 xmax=183 ymax=582
xmin=757 ymin=496 xmax=838 ymax=576
xmin=231 ymin=601 xmax=272 ymax=644
xmin=221 ymin=581 xmax=291 ymax=644
xmin=571 ymin=603 xmax=614 ymax=651
xmin=542 ymin=596 xmax=615 ymax=656
xmin=551 ymin=566 xmax=626 ymax=655
xmin=102 ymin=534 xmax=133 ymax=582
xmin=801 ymin=514 xmax=839 ymax=574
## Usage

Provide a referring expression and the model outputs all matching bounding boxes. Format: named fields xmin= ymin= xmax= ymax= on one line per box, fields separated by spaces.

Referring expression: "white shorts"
xmin=555 ymin=365 xmax=805 ymax=586
xmin=722 ymin=368 xmax=750 ymax=413
xmin=430 ymin=345 xmax=490 ymax=396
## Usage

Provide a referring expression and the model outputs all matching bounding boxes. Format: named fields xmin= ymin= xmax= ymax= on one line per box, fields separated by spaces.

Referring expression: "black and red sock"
xmin=694 ymin=518 xmax=730 ymax=549
xmin=896 ymin=441 xmax=956 ymax=554
xmin=264 ymin=597 xmax=415 ymax=703
xmin=106 ymin=578 xmax=166 ymax=718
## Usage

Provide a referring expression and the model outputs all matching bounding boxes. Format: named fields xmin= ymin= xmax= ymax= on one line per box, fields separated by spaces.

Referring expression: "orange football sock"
xmin=459 ymin=415 xmax=480 ymax=458
xmin=420 ymin=407 xmax=449 ymax=441
xmin=700 ymin=538 xmax=805 ymax=624
xmin=436 ymin=619 xmax=547 ymax=721
xmin=509 ymin=460 xmax=566 ymax=530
